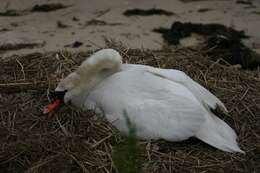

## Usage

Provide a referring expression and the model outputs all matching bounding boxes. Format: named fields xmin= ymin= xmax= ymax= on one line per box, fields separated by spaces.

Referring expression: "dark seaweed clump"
xmin=205 ymin=34 xmax=260 ymax=70
xmin=123 ymin=8 xmax=174 ymax=16
xmin=0 ymin=10 xmax=23 ymax=17
xmin=64 ymin=41 xmax=83 ymax=48
xmin=236 ymin=0 xmax=253 ymax=5
xmin=153 ymin=22 xmax=248 ymax=45
xmin=85 ymin=19 xmax=122 ymax=26
xmin=154 ymin=21 xmax=260 ymax=70
xmin=0 ymin=3 xmax=69 ymax=17
xmin=31 ymin=3 xmax=69 ymax=12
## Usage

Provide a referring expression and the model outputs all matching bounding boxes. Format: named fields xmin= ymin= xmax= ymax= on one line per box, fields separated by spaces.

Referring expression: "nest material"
xmin=0 ymin=45 xmax=259 ymax=173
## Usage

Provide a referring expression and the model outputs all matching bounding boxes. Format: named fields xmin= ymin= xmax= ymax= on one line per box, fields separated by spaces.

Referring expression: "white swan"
xmin=54 ymin=49 xmax=244 ymax=153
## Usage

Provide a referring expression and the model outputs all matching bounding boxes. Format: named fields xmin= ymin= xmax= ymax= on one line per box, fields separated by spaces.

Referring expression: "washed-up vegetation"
xmin=154 ymin=21 xmax=260 ymax=69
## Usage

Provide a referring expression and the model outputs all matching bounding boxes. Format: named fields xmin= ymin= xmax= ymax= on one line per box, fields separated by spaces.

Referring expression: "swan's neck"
xmin=75 ymin=53 xmax=122 ymax=95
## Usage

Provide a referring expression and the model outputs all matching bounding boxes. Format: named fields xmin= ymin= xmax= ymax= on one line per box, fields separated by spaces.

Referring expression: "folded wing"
xmin=146 ymin=68 xmax=228 ymax=112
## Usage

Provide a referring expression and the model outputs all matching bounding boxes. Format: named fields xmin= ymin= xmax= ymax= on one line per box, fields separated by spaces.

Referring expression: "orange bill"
xmin=43 ymin=99 xmax=62 ymax=114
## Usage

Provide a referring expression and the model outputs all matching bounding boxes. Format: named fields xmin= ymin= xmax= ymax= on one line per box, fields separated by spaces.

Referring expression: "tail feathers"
xmin=195 ymin=113 xmax=244 ymax=153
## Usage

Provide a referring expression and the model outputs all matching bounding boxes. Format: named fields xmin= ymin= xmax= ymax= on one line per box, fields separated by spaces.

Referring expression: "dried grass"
xmin=0 ymin=44 xmax=259 ymax=172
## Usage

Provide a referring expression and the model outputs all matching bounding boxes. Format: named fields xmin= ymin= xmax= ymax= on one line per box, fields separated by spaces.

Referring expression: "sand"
xmin=0 ymin=0 xmax=260 ymax=57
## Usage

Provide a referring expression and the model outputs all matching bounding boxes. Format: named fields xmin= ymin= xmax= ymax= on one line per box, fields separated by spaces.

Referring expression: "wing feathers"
xmin=147 ymin=68 xmax=228 ymax=112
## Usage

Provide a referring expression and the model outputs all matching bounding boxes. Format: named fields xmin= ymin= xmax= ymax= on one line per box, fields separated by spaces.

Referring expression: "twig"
xmin=67 ymin=153 xmax=89 ymax=173
xmin=91 ymin=134 xmax=112 ymax=148
xmin=25 ymin=154 xmax=60 ymax=172
xmin=239 ymin=88 xmax=249 ymax=101
xmin=56 ymin=116 xmax=70 ymax=137
xmin=0 ymin=81 xmax=46 ymax=86
xmin=15 ymin=58 xmax=26 ymax=80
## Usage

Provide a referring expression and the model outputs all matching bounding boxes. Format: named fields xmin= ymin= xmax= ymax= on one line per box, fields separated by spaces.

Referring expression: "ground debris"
xmin=85 ymin=19 xmax=122 ymax=26
xmin=0 ymin=27 xmax=10 ymax=32
xmin=65 ymin=41 xmax=83 ymax=48
xmin=0 ymin=9 xmax=24 ymax=16
xmin=252 ymin=11 xmax=260 ymax=15
xmin=197 ymin=8 xmax=212 ymax=13
xmin=204 ymin=34 xmax=260 ymax=70
xmin=0 ymin=38 xmax=45 ymax=51
xmin=57 ymin=21 xmax=71 ymax=28
xmin=179 ymin=0 xmax=215 ymax=2
xmin=153 ymin=21 xmax=248 ymax=45
xmin=236 ymin=0 xmax=253 ymax=5
xmin=123 ymin=8 xmax=174 ymax=16
xmin=72 ymin=16 xmax=79 ymax=21
xmin=31 ymin=3 xmax=69 ymax=12
xmin=93 ymin=8 xmax=111 ymax=18
xmin=0 ymin=3 xmax=69 ymax=17
xmin=154 ymin=21 xmax=260 ymax=69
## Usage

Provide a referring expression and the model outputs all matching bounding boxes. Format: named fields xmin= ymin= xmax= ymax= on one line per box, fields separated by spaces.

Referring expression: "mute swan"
xmin=45 ymin=49 xmax=244 ymax=153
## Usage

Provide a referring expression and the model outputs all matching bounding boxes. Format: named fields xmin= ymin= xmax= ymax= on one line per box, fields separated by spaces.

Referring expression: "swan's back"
xmin=86 ymin=70 xmax=206 ymax=140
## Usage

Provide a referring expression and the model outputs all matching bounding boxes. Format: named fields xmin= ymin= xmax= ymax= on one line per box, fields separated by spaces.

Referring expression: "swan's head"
xmin=55 ymin=72 xmax=81 ymax=104
xmin=57 ymin=48 xmax=122 ymax=103
xmin=43 ymin=49 xmax=122 ymax=114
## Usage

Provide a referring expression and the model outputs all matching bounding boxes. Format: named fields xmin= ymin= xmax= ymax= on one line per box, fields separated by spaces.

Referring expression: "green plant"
xmin=112 ymin=111 xmax=142 ymax=173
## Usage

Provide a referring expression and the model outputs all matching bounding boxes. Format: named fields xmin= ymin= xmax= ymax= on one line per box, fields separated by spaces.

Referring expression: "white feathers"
xmin=87 ymin=70 xmax=206 ymax=140
xmin=56 ymin=49 xmax=244 ymax=153
xmin=122 ymin=64 xmax=227 ymax=112
xmin=77 ymin=48 xmax=122 ymax=78
xmin=195 ymin=112 xmax=244 ymax=153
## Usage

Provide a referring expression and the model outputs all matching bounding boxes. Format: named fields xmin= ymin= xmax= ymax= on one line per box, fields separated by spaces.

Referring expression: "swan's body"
xmin=55 ymin=49 xmax=244 ymax=153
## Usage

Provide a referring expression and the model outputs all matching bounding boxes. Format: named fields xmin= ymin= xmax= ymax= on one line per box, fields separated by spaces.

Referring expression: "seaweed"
xmin=123 ymin=8 xmax=174 ymax=16
xmin=204 ymin=34 xmax=260 ymax=70
xmin=64 ymin=41 xmax=83 ymax=48
xmin=236 ymin=0 xmax=253 ymax=5
xmin=197 ymin=8 xmax=212 ymax=12
xmin=154 ymin=21 xmax=260 ymax=69
xmin=179 ymin=0 xmax=212 ymax=2
xmin=31 ymin=3 xmax=69 ymax=12
xmin=57 ymin=21 xmax=71 ymax=28
xmin=0 ymin=39 xmax=45 ymax=51
xmin=153 ymin=21 xmax=248 ymax=45
xmin=85 ymin=19 xmax=122 ymax=26
xmin=0 ymin=9 xmax=23 ymax=17
xmin=0 ymin=3 xmax=69 ymax=18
